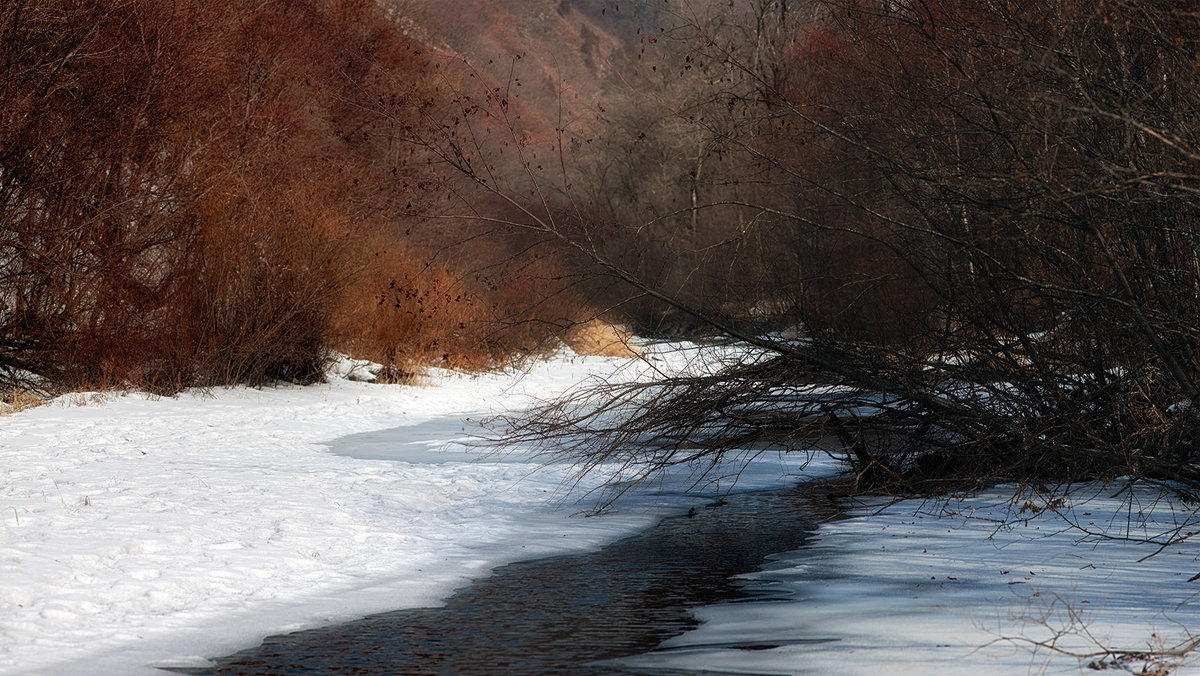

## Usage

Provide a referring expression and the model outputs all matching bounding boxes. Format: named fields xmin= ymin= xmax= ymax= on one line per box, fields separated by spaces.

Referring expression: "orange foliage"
xmin=0 ymin=0 xmax=595 ymax=393
xmin=336 ymin=229 xmax=590 ymax=374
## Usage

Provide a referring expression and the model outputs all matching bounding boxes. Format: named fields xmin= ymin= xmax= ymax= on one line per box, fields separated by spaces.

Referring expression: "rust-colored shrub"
xmin=336 ymin=228 xmax=591 ymax=373
xmin=0 ymin=0 xmax=614 ymax=394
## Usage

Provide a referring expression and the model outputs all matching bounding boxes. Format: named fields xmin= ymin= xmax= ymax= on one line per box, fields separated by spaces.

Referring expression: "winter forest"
xmin=6 ymin=0 xmax=1200 ymax=673
xmin=10 ymin=0 xmax=1200 ymax=490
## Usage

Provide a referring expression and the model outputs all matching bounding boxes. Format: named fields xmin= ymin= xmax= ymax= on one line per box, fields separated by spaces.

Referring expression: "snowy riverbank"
xmin=7 ymin=341 xmax=1200 ymax=675
xmin=0 ymin=345 xmax=820 ymax=675
xmin=616 ymin=483 xmax=1200 ymax=675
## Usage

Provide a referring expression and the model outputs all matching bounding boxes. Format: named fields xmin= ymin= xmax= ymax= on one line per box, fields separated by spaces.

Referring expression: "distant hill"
xmin=390 ymin=0 xmax=673 ymax=135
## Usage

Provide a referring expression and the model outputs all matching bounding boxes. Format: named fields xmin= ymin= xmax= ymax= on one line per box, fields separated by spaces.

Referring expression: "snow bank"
xmin=0 ymin=345 xmax=821 ymax=675
xmin=615 ymin=484 xmax=1200 ymax=675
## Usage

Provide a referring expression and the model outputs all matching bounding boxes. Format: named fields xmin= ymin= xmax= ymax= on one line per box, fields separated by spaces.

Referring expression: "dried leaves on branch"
xmin=0 ymin=0 xmax=593 ymax=394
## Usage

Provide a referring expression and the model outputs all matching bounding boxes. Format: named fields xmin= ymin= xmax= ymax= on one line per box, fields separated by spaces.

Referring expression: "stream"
xmin=182 ymin=481 xmax=835 ymax=674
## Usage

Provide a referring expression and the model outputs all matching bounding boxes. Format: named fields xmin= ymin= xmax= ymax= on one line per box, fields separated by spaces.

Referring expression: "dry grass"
xmin=0 ymin=390 xmax=46 ymax=415
xmin=334 ymin=229 xmax=598 ymax=374
xmin=564 ymin=320 xmax=641 ymax=358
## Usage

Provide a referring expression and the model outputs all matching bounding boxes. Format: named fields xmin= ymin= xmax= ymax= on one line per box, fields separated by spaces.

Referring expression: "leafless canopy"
xmin=485 ymin=0 xmax=1200 ymax=514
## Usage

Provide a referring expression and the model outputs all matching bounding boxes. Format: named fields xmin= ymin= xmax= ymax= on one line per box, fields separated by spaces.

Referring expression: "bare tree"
xmin=448 ymin=0 xmax=1200 ymax=526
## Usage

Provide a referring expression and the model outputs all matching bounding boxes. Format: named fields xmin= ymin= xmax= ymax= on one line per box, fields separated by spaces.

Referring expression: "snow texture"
xmin=614 ymin=484 xmax=1200 ymax=675
xmin=0 ymin=344 xmax=819 ymax=675
xmin=8 ymin=339 xmax=1199 ymax=675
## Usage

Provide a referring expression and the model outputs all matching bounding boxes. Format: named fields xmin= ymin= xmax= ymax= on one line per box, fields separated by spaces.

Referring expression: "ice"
xmin=323 ymin=416 xmax=503 ymax=464
xmin=15 ymin=338 xmax=1191 ymax=676
xmin=614 ymin=485 xmax=1200 ymax=675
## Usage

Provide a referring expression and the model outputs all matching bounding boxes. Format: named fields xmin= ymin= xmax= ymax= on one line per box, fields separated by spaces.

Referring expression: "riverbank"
xmin=615 ymin=482 xmax=1200 ymax=675
xmin=0 ymin=344 xmax=824 ymax=675
xmin=200 ymin=482 xmax=839 ymax=674
xmin=7 ymin=341 xmax=1200 ymax=675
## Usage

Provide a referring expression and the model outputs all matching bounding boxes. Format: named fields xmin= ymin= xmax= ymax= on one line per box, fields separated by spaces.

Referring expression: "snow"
xmin=613 ymin=483 xmax=1200 ymax=675
xmin=0 ymin=344 xmax=823 ymax=675
xmin=8 ymin=339 xmax=1200 ymax=676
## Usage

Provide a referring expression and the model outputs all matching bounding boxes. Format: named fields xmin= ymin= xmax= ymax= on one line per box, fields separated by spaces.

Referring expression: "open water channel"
xmin=171 ymin=419 xmax=837 ymax=674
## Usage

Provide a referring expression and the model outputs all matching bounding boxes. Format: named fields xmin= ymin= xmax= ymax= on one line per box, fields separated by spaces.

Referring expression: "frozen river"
xmin=194 ymin=481 xmax=833 ymax=674
xmin=4 ymin=345 xmax=1198 ymax=675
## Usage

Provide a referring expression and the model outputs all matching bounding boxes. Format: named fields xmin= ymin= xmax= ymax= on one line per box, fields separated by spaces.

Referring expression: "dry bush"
xmin=336 ymin=227 xmax=594 ymax=373
xmin=336 ymin=241 xmax=478 ymax=373
xmin=564 ymin=320 xmax=640 ymax=358
xmin=163 ymin=0 xmax=443 ymax=387
xmin=0 ymin=0 xmax=533 ymax=393
xmin=168 ymin=171 xmax=360 ymax=387
xmin=0 ymin=0 xmax=222 ymax=394
xmin=0 ymin=389 xmax=46 ymax=415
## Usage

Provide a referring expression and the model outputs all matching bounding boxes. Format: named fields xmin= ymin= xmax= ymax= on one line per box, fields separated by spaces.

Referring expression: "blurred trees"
xmin=506 ymin=0 xmax=1200 ymax=502
xmin=14 ymin=0 xmax=1200 ymax=509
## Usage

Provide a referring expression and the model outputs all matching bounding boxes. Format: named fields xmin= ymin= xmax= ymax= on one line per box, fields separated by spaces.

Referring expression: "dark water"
xmin=181 ymin=485 xmax=833 ymax=675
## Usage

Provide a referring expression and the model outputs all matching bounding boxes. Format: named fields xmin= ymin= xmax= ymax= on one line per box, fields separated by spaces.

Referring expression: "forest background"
xmin=6 ymin=0 xmax=1200 ymax=500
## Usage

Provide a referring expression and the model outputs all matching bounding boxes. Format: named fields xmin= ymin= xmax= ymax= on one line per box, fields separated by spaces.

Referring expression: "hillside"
xmin=392 ymin=0 xmax=667 ymax=136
